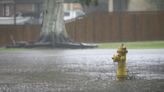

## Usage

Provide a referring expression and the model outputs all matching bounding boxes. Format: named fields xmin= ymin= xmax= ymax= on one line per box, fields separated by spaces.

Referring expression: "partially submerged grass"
xmin=98 ymin=41 xmax=164 ymax=49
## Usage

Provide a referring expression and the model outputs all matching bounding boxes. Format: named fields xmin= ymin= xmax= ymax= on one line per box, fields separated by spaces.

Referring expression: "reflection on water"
xmin=0 ymin=49 xmax=164 ymax=92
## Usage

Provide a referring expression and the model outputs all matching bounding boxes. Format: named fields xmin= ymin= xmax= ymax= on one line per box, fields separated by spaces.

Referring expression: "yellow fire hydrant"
xmin=112 ymin=44 xmax=128 ymax=80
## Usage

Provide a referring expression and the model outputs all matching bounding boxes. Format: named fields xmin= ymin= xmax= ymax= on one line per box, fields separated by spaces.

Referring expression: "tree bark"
xmin=37 ymin=0 xmax=69 ymax=46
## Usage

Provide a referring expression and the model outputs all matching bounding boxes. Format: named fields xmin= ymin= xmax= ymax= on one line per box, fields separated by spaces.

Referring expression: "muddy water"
xmin=0 ymin=49 xmax=163 ymax=92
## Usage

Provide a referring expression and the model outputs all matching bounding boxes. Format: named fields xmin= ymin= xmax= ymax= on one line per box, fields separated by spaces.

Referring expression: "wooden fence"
xmin=0 ymin=25 xmax=40 ymax=46
xmin=66 ymin=11 xmax=164 ymax=42
xmin=0 ymin=11 xmax=164 ymax=46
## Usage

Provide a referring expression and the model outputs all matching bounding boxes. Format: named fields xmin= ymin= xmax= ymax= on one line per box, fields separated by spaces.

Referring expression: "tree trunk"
xmin=37 ymin=0 xmax=69 ymax=46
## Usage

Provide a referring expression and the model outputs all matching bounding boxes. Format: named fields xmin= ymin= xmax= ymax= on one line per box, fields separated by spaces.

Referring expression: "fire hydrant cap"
xmin=117 ymin=45 xmax=128 ymax=53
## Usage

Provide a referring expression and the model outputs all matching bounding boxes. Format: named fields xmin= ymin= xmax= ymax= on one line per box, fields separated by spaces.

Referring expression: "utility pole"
xmin=13 ymin=0 xmax=16 ymax=25
xmin=118 ymin=0 xmax=122 ymax=41
xmin=108 ymin=0 xmax=113 ymax=12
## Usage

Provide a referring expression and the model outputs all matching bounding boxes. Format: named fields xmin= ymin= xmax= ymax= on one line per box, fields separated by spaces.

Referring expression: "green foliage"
xmin=78 ymin=0 xmax=98 ymax=6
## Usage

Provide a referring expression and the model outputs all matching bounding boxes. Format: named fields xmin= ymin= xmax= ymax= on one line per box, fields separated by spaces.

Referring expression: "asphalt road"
xmin=0 ymin=49 xmax=164 ymax=92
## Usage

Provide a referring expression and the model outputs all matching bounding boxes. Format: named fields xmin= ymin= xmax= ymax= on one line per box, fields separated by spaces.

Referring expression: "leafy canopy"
xmin=78 ymin=0 xmax=98 ymax=6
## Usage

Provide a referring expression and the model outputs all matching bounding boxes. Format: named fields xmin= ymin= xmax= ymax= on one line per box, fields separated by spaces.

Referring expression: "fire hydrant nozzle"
xmin=112 ymin=44 xmax=128 ymax=80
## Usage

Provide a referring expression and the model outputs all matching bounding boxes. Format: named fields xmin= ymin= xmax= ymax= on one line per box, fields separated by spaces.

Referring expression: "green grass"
xmin=98 ymin=41 xmax=164 ymax=49
xmin=0 ymin=48 xmax=28 ymax=51
xmin=0 ymin=41 xmax=164 ymax=51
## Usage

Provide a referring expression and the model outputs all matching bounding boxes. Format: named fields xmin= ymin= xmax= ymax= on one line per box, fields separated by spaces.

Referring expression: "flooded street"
xmin=0 ymin=49 xmax=164 ymax=92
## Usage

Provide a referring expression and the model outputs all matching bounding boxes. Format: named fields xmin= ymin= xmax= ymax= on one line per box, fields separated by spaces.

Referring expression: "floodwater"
xmin=0 ymin=49 xmax=164 ymax=92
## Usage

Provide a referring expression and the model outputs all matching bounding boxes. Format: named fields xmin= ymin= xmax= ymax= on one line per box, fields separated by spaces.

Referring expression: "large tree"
xmin=37 ymin=0 xmax=98 ymax=47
